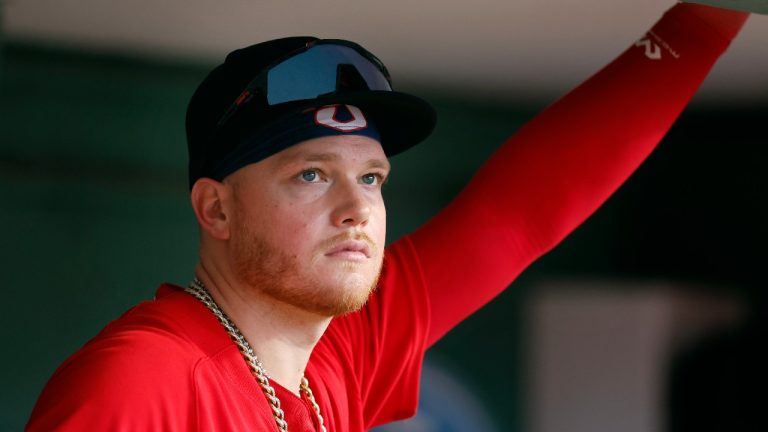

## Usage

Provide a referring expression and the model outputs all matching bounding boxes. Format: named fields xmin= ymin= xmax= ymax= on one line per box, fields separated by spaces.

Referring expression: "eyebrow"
xmin=303 ymin=153 xmax=337 ymax=162
xmin=364 ymin=159 xmax=390 ymax=170
xmin=283 ymin=152 xmax=390 ymax=170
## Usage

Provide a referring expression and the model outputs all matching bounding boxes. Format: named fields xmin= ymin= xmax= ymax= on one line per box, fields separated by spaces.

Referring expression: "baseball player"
xmin=27 ymin=2 xmax=750 ymax=431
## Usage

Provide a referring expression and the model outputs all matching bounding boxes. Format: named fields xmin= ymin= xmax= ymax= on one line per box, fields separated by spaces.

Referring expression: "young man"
xmin=28 ymin=3 xmax=749 ymax=431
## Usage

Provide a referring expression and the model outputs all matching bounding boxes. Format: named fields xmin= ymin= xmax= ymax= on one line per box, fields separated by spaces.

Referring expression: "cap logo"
xmin=314 ymin=104 xmax=367 ymax=132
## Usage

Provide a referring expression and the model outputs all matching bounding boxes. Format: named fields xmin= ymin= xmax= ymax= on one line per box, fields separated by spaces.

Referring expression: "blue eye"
xmin=361 ymin=173 xmax=377 ymax=185
xmin=301 ymin=170 xmax=319 ymax=182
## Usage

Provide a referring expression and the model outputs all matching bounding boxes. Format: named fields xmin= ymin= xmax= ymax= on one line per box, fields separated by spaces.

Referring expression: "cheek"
xmin=371 ymin=200 xmax=387 ymax=245
xmin=264 ymin=203 xmax=325 ymax=251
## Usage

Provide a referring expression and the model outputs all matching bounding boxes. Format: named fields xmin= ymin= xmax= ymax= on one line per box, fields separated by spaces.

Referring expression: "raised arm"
xmin=408 ymin=3 xmax=749 ymax=346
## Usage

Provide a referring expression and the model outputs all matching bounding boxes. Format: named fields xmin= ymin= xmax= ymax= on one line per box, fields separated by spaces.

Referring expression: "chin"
xmin=312 ymin=272 xmax=380 ymax=317
xmin=301 ymin=257 xmax=379 ymax=314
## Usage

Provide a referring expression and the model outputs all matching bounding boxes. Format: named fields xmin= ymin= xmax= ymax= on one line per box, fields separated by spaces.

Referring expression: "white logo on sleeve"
xmin=635 ymin=31 xmax=679 ymax=61
xmin=314 ymin=105 xmax=367 ymax=131
xmin=635 ymin=37 xmax=661 ymax=60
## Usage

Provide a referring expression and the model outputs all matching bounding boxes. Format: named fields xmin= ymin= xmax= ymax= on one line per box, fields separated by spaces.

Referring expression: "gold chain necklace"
xmin=186 ymin=278 xmax=328 ymax=432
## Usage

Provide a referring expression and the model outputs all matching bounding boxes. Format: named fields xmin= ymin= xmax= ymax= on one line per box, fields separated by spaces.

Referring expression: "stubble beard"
xmin=231 ymin=217 xmax=382 ymax=317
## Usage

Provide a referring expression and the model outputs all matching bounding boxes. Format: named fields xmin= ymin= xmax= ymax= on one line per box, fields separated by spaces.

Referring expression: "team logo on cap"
xmin=315 ymin=105 xmax=367 ymax=132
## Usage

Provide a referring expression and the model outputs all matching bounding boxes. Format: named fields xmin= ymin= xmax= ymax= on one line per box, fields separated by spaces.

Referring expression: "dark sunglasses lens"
xmin=266 ymin=45 xmax=391 ymax=105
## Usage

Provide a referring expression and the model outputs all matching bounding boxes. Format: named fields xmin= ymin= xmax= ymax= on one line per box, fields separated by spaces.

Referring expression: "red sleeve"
xmin=409 ymin=4 xmax=749 ymax=346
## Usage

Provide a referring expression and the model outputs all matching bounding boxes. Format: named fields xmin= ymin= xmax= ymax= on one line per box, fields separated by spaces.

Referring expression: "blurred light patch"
xmin=373 ymin=357 xmax=500 ymax=432
xmin=525 ymin=280 xmax=745 ymax=432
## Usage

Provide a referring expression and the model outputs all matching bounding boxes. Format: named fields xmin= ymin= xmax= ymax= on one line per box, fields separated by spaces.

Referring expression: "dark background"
xmin=1 ymin=40 xmax=766 ymax=431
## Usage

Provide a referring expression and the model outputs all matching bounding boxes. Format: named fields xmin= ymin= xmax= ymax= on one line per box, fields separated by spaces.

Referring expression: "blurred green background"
xmin=1 ymin=36 xmax=766 ymax=431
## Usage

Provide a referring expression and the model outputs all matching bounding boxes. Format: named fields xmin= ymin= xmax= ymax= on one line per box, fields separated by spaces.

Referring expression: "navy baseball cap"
xmin=185 ymin=36 xmax=437 ymax=189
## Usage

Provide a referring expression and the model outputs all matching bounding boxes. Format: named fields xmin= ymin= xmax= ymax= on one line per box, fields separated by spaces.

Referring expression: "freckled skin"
xmin=225 ymin=135 xmax=389 ymax=316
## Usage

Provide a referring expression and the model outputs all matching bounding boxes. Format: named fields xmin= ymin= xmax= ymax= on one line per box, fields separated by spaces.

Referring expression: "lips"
xmin=324 ymin=239 xmax=372 ymax=260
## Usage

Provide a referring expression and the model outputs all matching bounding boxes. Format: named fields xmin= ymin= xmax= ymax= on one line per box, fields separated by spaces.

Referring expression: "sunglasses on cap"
xmin=217 ymin=39 xmax=393 ymax=128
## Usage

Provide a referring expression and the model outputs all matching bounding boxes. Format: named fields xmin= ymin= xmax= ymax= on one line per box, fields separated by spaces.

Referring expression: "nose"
xmin=330 ymin=179 xmax=371 ymax=228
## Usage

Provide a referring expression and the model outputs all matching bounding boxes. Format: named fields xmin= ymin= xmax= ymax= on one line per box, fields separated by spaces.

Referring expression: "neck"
xmin=194 ymin=261 xmax=332 ymax=396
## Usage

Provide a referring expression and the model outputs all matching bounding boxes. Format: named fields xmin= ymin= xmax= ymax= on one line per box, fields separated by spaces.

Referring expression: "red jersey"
xmin=28 ymin=239 xmax=428 ymax=431
xmin=27 ymin=4 xmax=745 ymax=431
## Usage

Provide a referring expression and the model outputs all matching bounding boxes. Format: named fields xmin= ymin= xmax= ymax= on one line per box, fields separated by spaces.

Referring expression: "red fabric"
xmin=27 ymin=4 xmax=745 ymax=431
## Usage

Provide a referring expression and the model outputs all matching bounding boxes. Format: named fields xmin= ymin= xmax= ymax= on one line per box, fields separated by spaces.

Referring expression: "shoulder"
xmin=27 ymin=284 xmax=229 ymax=430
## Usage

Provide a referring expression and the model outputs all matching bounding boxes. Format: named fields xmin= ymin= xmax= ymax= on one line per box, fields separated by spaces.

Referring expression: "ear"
xmin=190 ymin=178 xmax=232 ymax=240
